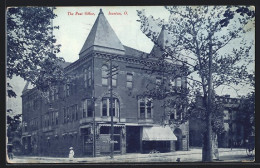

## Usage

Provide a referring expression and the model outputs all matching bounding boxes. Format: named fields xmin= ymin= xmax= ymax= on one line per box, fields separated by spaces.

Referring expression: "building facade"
xmin=189 ymin=95 xmax=245 ymax=148
xmin=21 ymin=9 xmax=189 ymax=157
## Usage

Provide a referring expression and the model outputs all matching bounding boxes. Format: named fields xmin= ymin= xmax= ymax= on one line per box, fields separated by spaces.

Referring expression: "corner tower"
xmin=79 ymin=9 xmax=125 ymax=58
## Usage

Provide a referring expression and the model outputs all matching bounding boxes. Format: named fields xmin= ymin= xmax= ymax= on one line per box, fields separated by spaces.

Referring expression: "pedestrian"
xmin=69 ymin=147 xmax=74 ymax=161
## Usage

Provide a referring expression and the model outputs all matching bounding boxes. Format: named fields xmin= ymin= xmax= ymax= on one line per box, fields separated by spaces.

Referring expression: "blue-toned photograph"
xmin=6 ymin=6 xmax=255 ymax=163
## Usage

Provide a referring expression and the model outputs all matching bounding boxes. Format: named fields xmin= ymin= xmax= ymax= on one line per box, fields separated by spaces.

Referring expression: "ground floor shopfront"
xmin=21 ymin=122 xmax=188 ymax=157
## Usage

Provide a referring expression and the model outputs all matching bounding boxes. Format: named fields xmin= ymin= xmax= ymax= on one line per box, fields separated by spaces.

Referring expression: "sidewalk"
xmin=8 ymin=148 xmax=254 ymax=163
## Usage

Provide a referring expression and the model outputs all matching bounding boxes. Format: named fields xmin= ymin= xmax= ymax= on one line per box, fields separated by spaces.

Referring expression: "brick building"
xmin=21 ymin=9 xmax=189 ymax=157
xmin=189 ymin=95 xmax=245 ymax=148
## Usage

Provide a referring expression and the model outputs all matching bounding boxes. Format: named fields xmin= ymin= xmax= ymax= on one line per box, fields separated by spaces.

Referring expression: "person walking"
xmin=69 ymin=147 xmax=74 ymax=161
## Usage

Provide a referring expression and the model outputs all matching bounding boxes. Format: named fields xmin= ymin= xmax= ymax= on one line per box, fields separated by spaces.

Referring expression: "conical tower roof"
xmin=22 ymin=81 xmax=34 ymax=94
xmin=150 ymin=25 xmax=171 ymax=58
xmin=79 ymin=9 xmax=125 ymax=58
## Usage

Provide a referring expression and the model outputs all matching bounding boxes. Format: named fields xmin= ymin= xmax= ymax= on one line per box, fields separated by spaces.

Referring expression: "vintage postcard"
xmin=6 ymin=6 xmax=255 ymax=163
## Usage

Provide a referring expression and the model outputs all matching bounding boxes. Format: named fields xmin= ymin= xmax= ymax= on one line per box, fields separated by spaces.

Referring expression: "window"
xmin=84 ymin=68 xmax=87 ymax=87
xmin=55 ymin=86 xmax=59 ymax=100
xmin=170 ymin=113 xmax=175 ymax=120
xmin=102 ymin=65 xmax=108 ymax=86
xmin=176 ymin=105 xmax=183 ymax=120
xmin=44 ymin=114 xmax=50 ymax=127
xmin=138 ymin=98 xmax=153 ymax=119
xmin=176 ymin=77 xmax=182 ymax=87
xmin=102 ymin=98 xmax=108 ymax=116
xmin=63 ymin=108 xmax=66 ymax=123
xmin=55 ymin=111 xmax=59 ymax=125
xmin=170 ymin=78 xmax=176 ymax=91
xmin=87 ymin=100 xmax=93 ymax=117
xmin=82 ymin=99 xmax=92 ymax=118
xmin=67 ymin=107 xmax=70 ymax=122
xmin=75 ymin=104 xmax=78 ymax=120
xmin=84 ymin=67 xmax=92 ymax=87
xmin=51 ymin=89 xmax=55 ymax=101
xmin=139 ymin=100 xmax=145 ymax=118
xmin=51 ymin=112 xmax=55 ymax=125
xmin=66 ymin=84 xmax=70 ymax=96
xmin=181 ymin=77 xmax=186 ymax=88
xmin=101 ymin=98 xmax=119 ymax=117
xmin=72 ymin=106 xmax=75 ymax=121
xmin=82 ymin=99 xmax=87 ymax=118
xmin=156 ymin=77 xmax=162 ymax=86
xmin=126 ymin=73 xmax=133 ymax=88
xmin=88 ymin=66 xmax=92 ymax=86
xmin=63 ymin=83 xmax=70 ymax=97
xmin=112 ymin=67 xmax=117 ymax=87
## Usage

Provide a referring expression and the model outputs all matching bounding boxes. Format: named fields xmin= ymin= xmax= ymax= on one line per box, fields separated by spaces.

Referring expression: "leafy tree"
xmin=7 ymin=113 xmax=22 ymax=153
xmin=236 ymin=92 xmax=255 ymax=138
xmin=6 ymin=7 xmax=66 ymax=151
xmin=7 ymin=7 xmax=65 ymax=95
xmin=137 ymin=6 xmax=254 ymax=161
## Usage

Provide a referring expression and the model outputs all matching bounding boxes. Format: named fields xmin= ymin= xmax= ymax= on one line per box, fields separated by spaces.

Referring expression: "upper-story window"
xmin=63 ymin=83 xmax=70 ymax=97
xmin=55 ymin=111 xmax=59 ymax=125
xmin=88 ymin=66 xmax=92 ymax=86
xmin=112 ymin=66 xmax=117 ymax=87
xmin=63 ymin=107 xmax=67 ymax=124
xmin=82 ymin=99 xmax=93 ymax=118
xmin=126 ymin=73 xmax=133 ymax=89
xmin=102 ymin=98 xmax=119 ymax=117
xmin=84 ymin=66 xmax=92 ymax=88
xmin=70 ymin=104 xmax=78 ymax=121
xmin=138 ymin=98 xmax=153 ymax=119
xmin=23 ymin=121 xmax=28 ymax=132
xmin=181 ymin=77 xmax=187 ymax=88
xmin=102 ymin=65 xmax=108 ymax=86
xmin=84 ymin=69 xmax=87 ymax=87
xmin=176 ymin=77 xmax=182 ymax=87
xmin=51 ymin=89 xmax=55 ymax=101
xmin=156 ymin=77 xmax=162 ymax=88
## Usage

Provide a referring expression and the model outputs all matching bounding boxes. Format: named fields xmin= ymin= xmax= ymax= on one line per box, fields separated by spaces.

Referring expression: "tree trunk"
xmin=202 ymin=132 xmax=219 ymax=161
xmin=203 ymin=34 xmax=213 ymax=162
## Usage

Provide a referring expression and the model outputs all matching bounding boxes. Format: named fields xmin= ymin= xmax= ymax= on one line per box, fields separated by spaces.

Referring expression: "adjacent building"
xmin=21 ymin=9 xmax=189 ymax=157
xmin=189 ymin=95 xmax=245 ymax=148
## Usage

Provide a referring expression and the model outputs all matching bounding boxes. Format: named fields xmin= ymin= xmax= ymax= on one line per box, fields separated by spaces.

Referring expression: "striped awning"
xmin=99 ymin=124 xmax=125 ymax=127
xmin=142 ymin=126 xmax=177 ymax=141
xmin=80 ymin=125 xmax=91 ymax=129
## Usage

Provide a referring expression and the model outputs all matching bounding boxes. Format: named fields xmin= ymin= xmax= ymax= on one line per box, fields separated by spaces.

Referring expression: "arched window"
xmin=101 ymin=97 xmax=119 ymax=117
xmin=102 ymin=65 xmax=108 ymax=86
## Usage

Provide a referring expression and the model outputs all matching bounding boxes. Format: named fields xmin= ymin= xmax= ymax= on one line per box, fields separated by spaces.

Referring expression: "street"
xmin=7 ymin=148 xmax=255 ymax=163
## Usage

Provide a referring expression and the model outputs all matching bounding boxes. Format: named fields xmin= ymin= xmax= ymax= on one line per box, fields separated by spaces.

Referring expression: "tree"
xmin=237 ymin=92 xmax=255 ymax=139
xmin=137 ymin=6 xmax=254 ymax=161
xmin=7 ymin=113 xmax=23 ymax=154
xmin=7 ymin=7 xmax=65 ymax=95
xmin=6 ymin=7 xmax=65 ymax=151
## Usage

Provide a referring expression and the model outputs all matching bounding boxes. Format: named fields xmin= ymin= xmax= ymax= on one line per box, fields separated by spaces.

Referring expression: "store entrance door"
xmin=126 ymin=126 xmax=140 ymax=153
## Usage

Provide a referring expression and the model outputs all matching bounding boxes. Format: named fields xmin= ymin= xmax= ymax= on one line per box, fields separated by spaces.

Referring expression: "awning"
xmin=80 ymin=125 xmax=91 ymax=129
xmin=99 ymin=124 xmax=125 ymax=127
xmin=142 ymin=126 xmax=177 ymax=141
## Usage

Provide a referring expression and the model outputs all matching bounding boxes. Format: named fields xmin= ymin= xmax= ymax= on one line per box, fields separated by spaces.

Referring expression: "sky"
xmin=7 ymin=6 xmax=255 ymax=115
xmin=53 ymin=6 xmax=170 ymax=62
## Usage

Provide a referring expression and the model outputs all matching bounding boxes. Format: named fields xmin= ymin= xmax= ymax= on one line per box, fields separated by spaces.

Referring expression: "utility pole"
xmin=109 ymin=57 xmax=114 ymax=159
xmin=92 ymin=56 xmax=96 ymax=157
xmin=107 ymin=56 xmax=118 ymax=159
